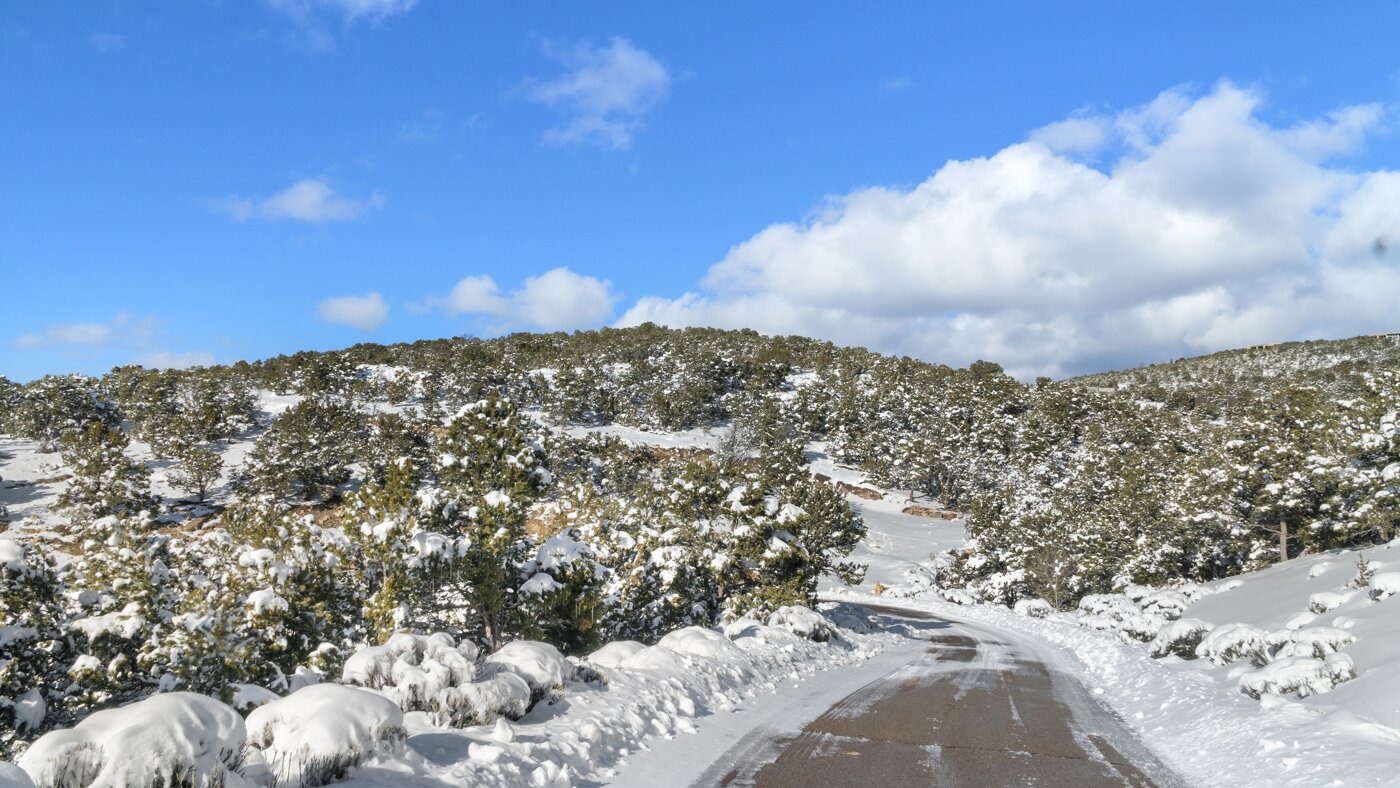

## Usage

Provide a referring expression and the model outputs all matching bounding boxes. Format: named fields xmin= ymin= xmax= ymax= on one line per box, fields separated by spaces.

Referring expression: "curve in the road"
xmin=698 ymin=604 xmax=1181 ymax=788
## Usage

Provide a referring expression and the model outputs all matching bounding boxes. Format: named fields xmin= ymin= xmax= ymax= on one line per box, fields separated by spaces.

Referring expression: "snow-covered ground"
xmin=831 ymin=539 xmax=1400 ymax=787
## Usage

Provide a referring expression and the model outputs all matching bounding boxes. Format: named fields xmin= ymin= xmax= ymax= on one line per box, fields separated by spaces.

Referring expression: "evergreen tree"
xmin=56 ymin=423 xmax=156 ymax=519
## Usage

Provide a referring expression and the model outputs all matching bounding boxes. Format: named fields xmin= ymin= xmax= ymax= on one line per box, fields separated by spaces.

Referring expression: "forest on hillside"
xmin=2 ymin=325 xmax=1399 ymax=756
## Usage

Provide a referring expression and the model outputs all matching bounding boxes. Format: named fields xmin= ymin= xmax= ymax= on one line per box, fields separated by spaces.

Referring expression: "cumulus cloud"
xmin=435 ymin=267 xmax=618 ymax=331
xmin=217 ymin=178 xmax=384 ymax=223
xmin=317 ymin=292 xmax=390 ymax=330
xmin=136 ymin=351 xmax=215 ymax=370
xmin=619 ymin=83 xmax=1400 ymax=379
xmin=13 ymin=313 xmax=155 ymax=349
xmin=526 ymin=37 xmax=670 ymax=149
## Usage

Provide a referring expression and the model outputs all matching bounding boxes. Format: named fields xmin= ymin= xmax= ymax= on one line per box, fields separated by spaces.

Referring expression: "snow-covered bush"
xmin=1078 ymin=593 xmax=1137 ymax=620
xmin=480 ymin=641 xmax=575 ymax=706
xmin=1115 ymin=613 xmax=1162 ymax=643
xmin=18 ymin=693 xmax=244 ymax=788
xmin=338 ymin=632 xmax=535 ymax=727
xmin=765 ymin=606 xmax=836 ymax=641
xmin=1138 ymin=589 xmax=1189 ymax=621
xmin=938 ymin=587 xmax=980 ymax=606
xmin=434 ymin=673 xmax=532 ymax=727
xmin=1013 ymin=598 xmax=1054 ymax=618
xmin=1273 ymin=627 xmax=1355 ymax=659
xmin=1367 ymin=572 xmax=1400 ymax=600
xmin=1148 ymin=618 xmax=1211 ymax=659
xmin=1238 ymin=653 xmax=1355 ymax=699
xmin=245 ymin=684 xmax=405 ymax=788
xmin=1308 ymin=591 xmax=1347 ymax=613
xmin=1194 ymin=623 xmax=1269 ymax=666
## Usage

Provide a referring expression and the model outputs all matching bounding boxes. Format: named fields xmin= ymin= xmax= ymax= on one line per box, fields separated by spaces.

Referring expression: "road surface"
xmin=692 ymin=605 xmax=1181 ymax=787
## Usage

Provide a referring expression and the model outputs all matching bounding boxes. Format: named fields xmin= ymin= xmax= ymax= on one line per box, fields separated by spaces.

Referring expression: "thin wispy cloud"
xmin=265 ymin=0 xmax=417 ymax=51
xmin=317 ymin=292 xmax=390 ymax=329
xmin=90 ymin=32 xmax=127 ymax=54
xmin=13 ymin=313 xmax=155 ymax=350
xmin=525 ymin=37 xmax=671 ymax=149
xmin=879 ymin=76 xmax=915 ymax=92
xmin=216 ymin=178 xmax=385 ymax=223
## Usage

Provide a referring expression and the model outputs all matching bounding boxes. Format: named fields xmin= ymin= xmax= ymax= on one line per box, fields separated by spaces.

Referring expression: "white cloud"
xmin=526 ymin=37 xmax=670 ymax=149
xmin=879 ymin=77 xmax=915 ymax=93
xmin=217 ymin=178 xmax=384 ymax=223
xmin=136 ymin=351 xmax=215 ymax=370
xmin=90 ymin=32 xmax=126 ymax=54
xmin=13 ymin=313 xmax=155 ymax=350
xmin=436 ymin=267 xmax=618 ymax=331
xmin=317 ymin=292 xmax=390 ymax=330
xmin=619 ymin=82 xmax=1400 ymax=379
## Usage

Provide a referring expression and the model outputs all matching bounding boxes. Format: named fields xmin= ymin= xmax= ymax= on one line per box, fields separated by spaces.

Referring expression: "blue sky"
xmin=4 ymin=2 xmax=1400 ymax=381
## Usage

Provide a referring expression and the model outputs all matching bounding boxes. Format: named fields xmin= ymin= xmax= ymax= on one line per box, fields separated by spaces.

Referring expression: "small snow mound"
xmin=18 ymin=692 xmax=244 ymax=788
xmin=656 ymin=626 xmax=746 ymax=660
xmin=1149 ymin=618 xmax=1212 ymax=659
xmin=1239 ymin=654 xmax=1355 ymax=699
xmin=765 ymin=606 xmax=836 ymax=642
xmin=1367 ymin=572 xmax=1400 ymax=600
xmin=1013 ymin=598 xmax=1055 ymax=618
xmin=585 ymin=640 xmax=647 ymax=669
xmin=1274 ymin=627 xmax=1355 ymax=659
xmin=245 ymin=683 xmax=405 ymax=788
xmin=231 ymin=683 xmax=281 ymax=711
xmin=1195 ymin=623 xmax=1269 ymax=666
xmin=1308 ymin=591 xmax=1347 ymax=613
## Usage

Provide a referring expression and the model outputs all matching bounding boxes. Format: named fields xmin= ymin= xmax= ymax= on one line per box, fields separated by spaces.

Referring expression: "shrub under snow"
xmin=245 ymin=683 xmax=405 ymax=788
xmin=1148 ymin=618 xmax=1212 ymax=659
xmin=1138 ymin=589 xmax=1189 ymax=621
xmin=1115 ymin=613 xmax=1162 ymax=643
xmin=1308 ymin=591 xmax=1348 ymax=613
xmin=765 ymin=606 xmax=837 ymax=641
xmin=1367 ymin=572 xmax=1400 ymax=600
xmin=1273 ymin=627 xmax=1356 ymax=660
xmin=480 ymin=640 xmax=576 ymax=706
xmin=1195 ymin=623 xmax=1270 ymax=666
xmin=1238 ymin=654 xmax=1355 ymax=699
xmin=18 ymin=692 xmax=244 ymax=788
xmin=340 ymin=632 xmax=536 ymax=727
xmin=1013 ymin=598 xmax=1054 ymax=618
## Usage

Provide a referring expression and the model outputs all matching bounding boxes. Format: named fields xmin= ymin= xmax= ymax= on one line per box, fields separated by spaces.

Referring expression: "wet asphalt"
xmin=694 ymin=604 xmax=1181 ymax=788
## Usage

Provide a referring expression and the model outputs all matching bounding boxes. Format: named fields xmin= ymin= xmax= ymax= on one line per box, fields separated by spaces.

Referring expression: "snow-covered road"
xmin=640 ymin=604 xmax=1180 ymax=787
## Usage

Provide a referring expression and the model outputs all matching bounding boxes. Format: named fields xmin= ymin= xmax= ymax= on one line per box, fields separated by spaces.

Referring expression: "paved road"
xmin=694 ymin=605 xmax=1180 ymax=788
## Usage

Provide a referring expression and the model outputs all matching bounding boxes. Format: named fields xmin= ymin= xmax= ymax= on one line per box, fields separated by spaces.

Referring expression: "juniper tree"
xmin=0 ymin=541 xmax=66 ymax=758
xmin=57 ymin=422 xmax=156 ymax=519
xmin=238 ymin=397 xmax=364 ymax=501
xmin=169 ymin=445 xmax=223 ymax=503
xmin=422 ymin=396 xmax=548 ymax=649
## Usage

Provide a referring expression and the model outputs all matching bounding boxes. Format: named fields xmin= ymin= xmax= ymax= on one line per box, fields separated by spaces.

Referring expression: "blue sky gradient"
xmin=4 ymin=2 xmax=1400 ymax=380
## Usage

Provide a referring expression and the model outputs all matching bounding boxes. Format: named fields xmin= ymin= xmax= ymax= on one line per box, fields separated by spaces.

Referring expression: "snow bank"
xmin=656 ymin=626 xmax=746 ymax=660
xmin=18 ymin=693 xmax=244 ymax=788
xmin=245 ymin=683 xmax=405 ymax=788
